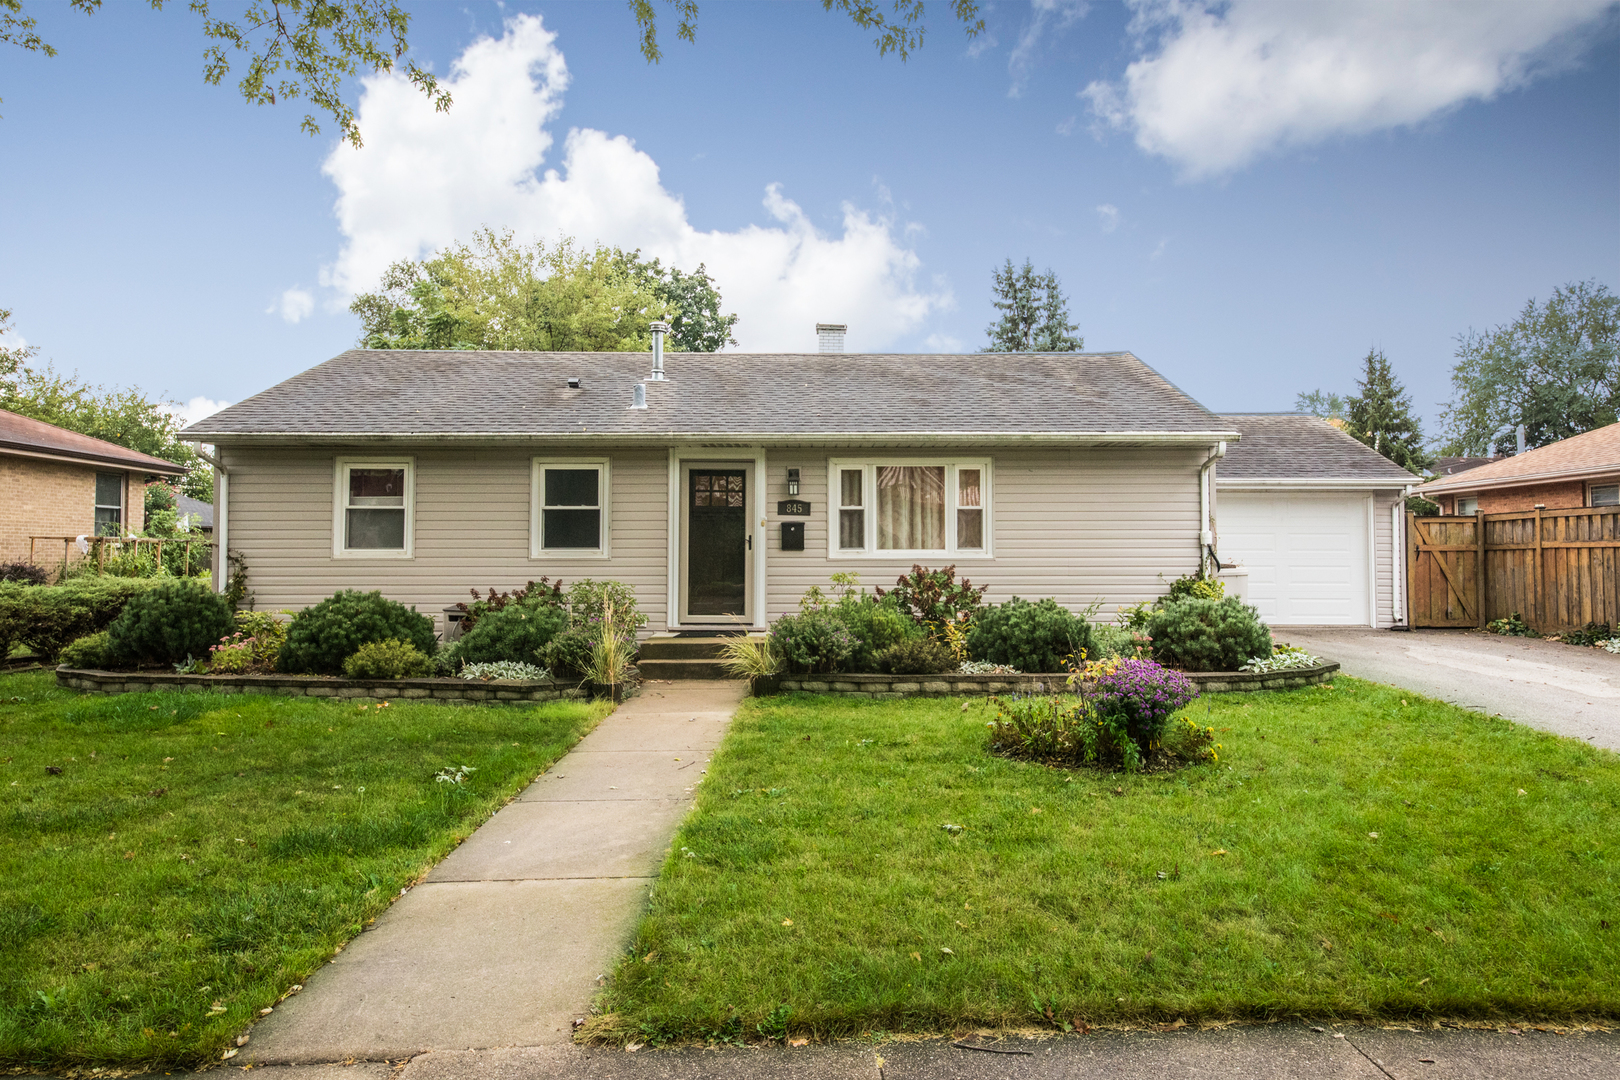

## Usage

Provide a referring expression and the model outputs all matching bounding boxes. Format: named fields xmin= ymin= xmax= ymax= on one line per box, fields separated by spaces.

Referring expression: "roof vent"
xmin=567 ymin=377 xmax=581 ymax=389
xmin=1515 ymin=424 xmax=1527 ymax=455
xmin=649 ymin=321 xmax=670 ymax=380
xmin=817 ymin=323 xmax=846 ymax=353
xmin=631 ymin=383 xmax=647 ymax=409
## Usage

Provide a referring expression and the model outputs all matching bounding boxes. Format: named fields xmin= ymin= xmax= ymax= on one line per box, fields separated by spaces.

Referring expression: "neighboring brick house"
xmin=0 ymin=409 xmax=187 ymax=568
xmin=1413 ymin=422 xmax=1620 ymax=515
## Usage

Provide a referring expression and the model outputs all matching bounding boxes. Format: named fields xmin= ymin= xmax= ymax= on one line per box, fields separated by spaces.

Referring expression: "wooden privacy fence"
xmin=1406 ymin=508 xmax=1620 ymax=632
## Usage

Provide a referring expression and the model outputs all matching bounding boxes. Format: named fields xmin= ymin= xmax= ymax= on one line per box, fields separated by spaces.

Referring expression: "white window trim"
xmin=826 ymin=457 xmax=993 ymax=559
xmin=531 ymin=458 xmax=611 ymax=559
xmin=333 ymin=457 xmax=415 ymax=559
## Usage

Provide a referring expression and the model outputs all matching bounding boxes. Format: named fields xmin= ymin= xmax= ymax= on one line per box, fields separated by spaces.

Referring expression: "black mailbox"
xmin=780 ymin=521 xmax=805 ymax=551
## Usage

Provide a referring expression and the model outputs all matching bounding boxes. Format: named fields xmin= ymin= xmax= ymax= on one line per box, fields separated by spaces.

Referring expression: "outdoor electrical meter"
xmin=780 ymin=521 xmax=805 ymax=551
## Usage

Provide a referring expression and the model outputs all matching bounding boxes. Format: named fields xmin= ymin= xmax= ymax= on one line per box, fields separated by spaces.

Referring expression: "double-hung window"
xmin=1591 ymin=483 xmax=1619 ymax=507
xmin=830 ymin=459 xmax=990 ymax=557
xmin=334 ymin=458 xmax=413 ymax=557
xmin=94 ymin=472 xmax=124 ymax=535
xmin=532 ymin=459 xmax=609 ymax=557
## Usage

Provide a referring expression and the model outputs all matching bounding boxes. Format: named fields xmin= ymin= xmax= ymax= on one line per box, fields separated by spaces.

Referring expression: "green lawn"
xmin=0 ymin=670 xmax=608 ymax=1071
xmin=596 ymin=680 xmax=1620 ymax=1043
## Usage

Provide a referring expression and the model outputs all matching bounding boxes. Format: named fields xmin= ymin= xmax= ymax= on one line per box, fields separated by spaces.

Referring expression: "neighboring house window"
xmin=532 ymin=459 xmax=609 ymax=557
xmin=1591 ymin=483 xmax=1619 ymax=507
xmin=1456 ymin=496 xmax=1479 ymax=515
xmin=829 ymin=460 xmax=990 ymax=556
xmin=334 ymin=459 xmax=413 ymax=557
xmin=94 ymin=472 xmax=123 ymax=535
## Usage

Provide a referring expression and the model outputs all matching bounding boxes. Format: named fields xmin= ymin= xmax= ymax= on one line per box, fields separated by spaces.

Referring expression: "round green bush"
xmin=279 ymin=590 xmax=436 ymax=675
xmin=59 ymin=631 xmax=112 ymax=669
xmin=875 ymin=636 xmax=955 ymax=675
xmin=1143 ymin=596 xmax=1272 ymax=672
xmin=966 ymin=597 xmax=1095 ymax=673
xmin=105 ymin=579 xmax=235 ymax=667
xmin=449 ymin=602 xmax=568 ymax=668
xmin=769 ymin=610 xmax=858 ymax=674
xmin=342 ymin=638 xmax=436 ymax=679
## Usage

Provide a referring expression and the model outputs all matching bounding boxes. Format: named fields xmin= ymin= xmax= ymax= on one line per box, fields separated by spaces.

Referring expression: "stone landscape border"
xmin=56 ymin=667 xmax=592 ymax=704
xmin=774 ymin=662 xmax=1339 ymax=699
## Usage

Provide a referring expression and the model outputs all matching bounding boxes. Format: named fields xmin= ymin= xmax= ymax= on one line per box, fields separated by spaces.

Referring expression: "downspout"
xmin=1198 ymin=441 xmax=1226 ymax=577
xmin=1391 ymin=484 xmax=1412 ymax=628
xmin=193 ymin=448 xmax=228 ymax=595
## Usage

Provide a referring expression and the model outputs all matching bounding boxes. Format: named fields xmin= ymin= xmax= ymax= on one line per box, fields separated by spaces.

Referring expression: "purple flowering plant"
xmin=1090 ymin=658 xmax=1198 ymax=752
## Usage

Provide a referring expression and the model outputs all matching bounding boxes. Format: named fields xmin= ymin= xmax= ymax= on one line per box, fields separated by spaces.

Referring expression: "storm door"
xmin=685 ymin=469 xmax=750 ymax=620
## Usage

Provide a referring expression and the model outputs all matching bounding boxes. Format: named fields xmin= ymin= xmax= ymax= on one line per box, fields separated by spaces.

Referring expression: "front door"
xmin=684 ymin=468 xmax=750 ymax=621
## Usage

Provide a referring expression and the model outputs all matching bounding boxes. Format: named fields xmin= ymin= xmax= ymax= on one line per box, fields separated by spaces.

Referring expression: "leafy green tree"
xmin=1294 ymin=389 xmax=1347 ymax=420
xmin=983 ymin=259 xmax=1083 ymax=353
xmin=1345 ymin=349 xmax=1428 ymax=474
xmin=631 ymin=0 xmax=985 ymax=63
xmin=1 ymin=0 xmax=448 ymax=146
xmin=0 ymin=306 xmax=36 ymax=394
xmin=351 ymin=230 xmax=738 ymax=353
xmin=1439 ymin=280 xmax=1619 ymax=456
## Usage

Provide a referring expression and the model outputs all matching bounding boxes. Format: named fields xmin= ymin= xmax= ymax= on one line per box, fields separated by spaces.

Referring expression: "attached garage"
xmin=1216 ymin=415 xmax=1418 ymax=628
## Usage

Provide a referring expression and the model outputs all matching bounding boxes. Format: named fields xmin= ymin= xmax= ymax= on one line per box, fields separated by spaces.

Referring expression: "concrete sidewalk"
xmin=222 ymin=1024 xmax=1620 ymax=1080
xmin=242 ymin=680 xmax=747 ymax=1065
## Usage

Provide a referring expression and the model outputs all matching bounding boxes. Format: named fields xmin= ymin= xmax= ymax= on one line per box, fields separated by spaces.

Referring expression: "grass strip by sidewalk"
xmin=596 ymin=679 xmax=1620 ymax=1043
xmin=0 ymin=670 xmax=608 ymax=1071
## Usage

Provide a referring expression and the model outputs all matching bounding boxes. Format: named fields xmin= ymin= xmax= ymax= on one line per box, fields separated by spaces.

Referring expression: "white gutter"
xmin=1219 ymin=478 xmax=1414 ymax=491
xmin=181 ymin=429 xmax=1245 ymax=449
xmin=1199 ymin=441 xmax=1226 ymax=575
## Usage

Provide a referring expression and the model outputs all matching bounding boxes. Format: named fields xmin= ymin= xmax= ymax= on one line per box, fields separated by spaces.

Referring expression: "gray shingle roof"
xmin=181 ymin=350 xmax=1232 ymax=442
xmin=1218 ymin=414 xmax=1419 ymax=483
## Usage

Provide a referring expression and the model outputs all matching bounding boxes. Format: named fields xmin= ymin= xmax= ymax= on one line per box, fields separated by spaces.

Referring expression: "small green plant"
xmin=58 ymin=631 xmax=111 ymax=669
xmin=433 ymin=764 xmax=477 ymax=785
xmin=456 ymin=578 xmax=565 ymax=631
xmin=342 ymin=639 xmax=436 ymax=679
xmin=1241 ymin=643 xmax=1323 ymax=673
xmin=719 ymin=636 xmax=781 ymax=682
xmin=768 ymin=610 xmax=858 ymax=674
xmin=1164 ymin=573 xmax=1225 ymax=603
xmin=459 ymin=660 xmax=550 ymax=681
xmin=874 ymin=636 xmax=955 ymax=675
xmin=104 ymin=579 xmax=235 ymax=668
xmin=542 ymin=625 xmax=599 ymax=680
xmin=0 ymin=561 xmax=49 ymax=586
xmin=1558 ymin=621 xmax=1612 ymax=647
xmin=568 ymin=579 xmax=647 ymax=632
xmin=278 ymin=590 xmax=437 ymax=675
xmin=756 ymin=1002 xmax=792 ymax=1041
xmin=1486 ymin=611 xmax=1540 ymax=638
xmin=967 ymin=597 xmax=1095 ymax=673
xmin=1143 ymin=597 xmax=1271 ymax=672
xmin=1088 ymin=622 xmax=1138 ymax=660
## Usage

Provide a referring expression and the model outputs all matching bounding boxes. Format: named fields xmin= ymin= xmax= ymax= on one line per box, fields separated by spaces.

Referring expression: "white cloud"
xmin=270 ymin=288 xmax=315 ymax=323
xmin=320 ymin=14 xmax=949 ymax=351
xmin=1083 ymin=0 xmax=1616 ymax=179
xmin=169 ymin=397 xmax=232 ymax=427
xmin=923 ymin=332 xmax=966 ymax=353
xmin=1095 ymin=203 xmax=1122 ymax=233
xmin=1055 ymin=114 xmax=1078 ymax=136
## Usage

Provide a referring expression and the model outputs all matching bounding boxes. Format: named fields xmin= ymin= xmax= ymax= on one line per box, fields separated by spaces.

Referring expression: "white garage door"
xmin=1219 ymin=491 xmax=1370 ymax=625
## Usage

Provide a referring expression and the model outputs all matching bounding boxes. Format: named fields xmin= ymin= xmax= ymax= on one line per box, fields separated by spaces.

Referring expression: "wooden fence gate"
xmin=1407 ymin=507 xmax=1620 ymax=632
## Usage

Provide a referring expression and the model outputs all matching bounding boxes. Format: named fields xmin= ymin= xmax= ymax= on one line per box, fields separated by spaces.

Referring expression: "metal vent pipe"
xmin=649 ymin=321 xmax=670 ymax=380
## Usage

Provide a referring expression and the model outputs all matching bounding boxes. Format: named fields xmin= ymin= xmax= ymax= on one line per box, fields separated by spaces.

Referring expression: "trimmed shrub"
xmin=830 ymin=594 xmax=920 ymax=670
xmin=542 ymin=625 xmax=599 ymax=680
xmin=769 ymin=610 xmax=858 ymax=674
xmin=59 ymin=631 xmax=112 ymax=669
xmin=967 ymin=597 xmax=1095 ymax=673
xmin=1143 ymin=597 xmax=1271 ymax=672
xmin=0 ymin=562 xmax=49 ymax=585
xmin=448 ymin=602 xmax=568 ymax=668
xmin=0 ymin=577 xmax=161 ymax=661
xmin=342 ymin=639 xmax=436 ymax=679
xmin=875 ymin=636 xmax=955 ymax=675
xmin=105 ymin=579 xmax=235 ymax=667
xmin=279 ymin=590 xmax=436 ymax=675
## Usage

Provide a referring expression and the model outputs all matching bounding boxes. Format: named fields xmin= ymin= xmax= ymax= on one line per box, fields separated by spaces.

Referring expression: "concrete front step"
xmin=638 ymin=634 xmax=763 ymax=660
xmin=636 ymin=657 xmax=735 ymax=680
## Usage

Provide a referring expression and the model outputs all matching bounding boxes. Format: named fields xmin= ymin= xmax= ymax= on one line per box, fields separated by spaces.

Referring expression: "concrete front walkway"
xmin=243 ymin=680 xmax=747 ymax=1065
xmin=1275 ymin=627 xmax=1620 ymax=751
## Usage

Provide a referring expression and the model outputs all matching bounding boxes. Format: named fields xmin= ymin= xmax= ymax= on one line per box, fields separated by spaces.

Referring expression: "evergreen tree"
xmin=982 ymin=259 xmax=1083 ymax=353
xmin=1346 ymin=349 xmax=1428 ymax=474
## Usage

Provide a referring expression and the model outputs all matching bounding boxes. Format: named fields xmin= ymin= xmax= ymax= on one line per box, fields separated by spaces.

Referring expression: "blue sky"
xmin=1 ymin=1 xmax=1616 ymax=441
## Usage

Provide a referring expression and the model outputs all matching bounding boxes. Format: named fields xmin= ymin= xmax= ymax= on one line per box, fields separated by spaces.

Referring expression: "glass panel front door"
xmin=688 ymin=469 xmax=747 ymax=617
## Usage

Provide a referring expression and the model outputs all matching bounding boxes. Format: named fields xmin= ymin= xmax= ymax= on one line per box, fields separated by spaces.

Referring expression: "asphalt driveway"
xmin=1276 ymin=626 xmax=1620 ymax=752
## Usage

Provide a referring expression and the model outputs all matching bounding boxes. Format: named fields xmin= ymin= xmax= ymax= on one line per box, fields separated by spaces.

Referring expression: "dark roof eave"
xmin=184 ymin=429 xmax=1244 ymax=448
xmin=0 ymin=440 xmax=188 ymax=476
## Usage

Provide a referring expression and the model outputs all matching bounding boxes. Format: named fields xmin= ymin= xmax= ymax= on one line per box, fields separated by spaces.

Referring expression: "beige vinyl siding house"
xmin=188 ymin=344 xmax=1237 ymax=637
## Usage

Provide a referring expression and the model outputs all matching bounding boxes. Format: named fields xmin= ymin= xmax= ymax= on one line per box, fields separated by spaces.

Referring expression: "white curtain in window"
xmin=876 ymin=466 xmax=945 ymax=550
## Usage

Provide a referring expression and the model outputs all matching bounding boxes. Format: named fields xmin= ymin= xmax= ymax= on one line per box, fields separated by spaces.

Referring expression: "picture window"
xmin=829 ymin=460 xmax=990 ymax=557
